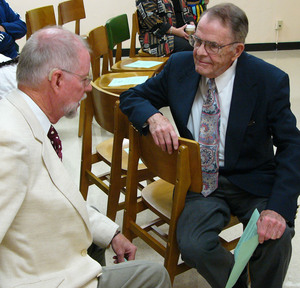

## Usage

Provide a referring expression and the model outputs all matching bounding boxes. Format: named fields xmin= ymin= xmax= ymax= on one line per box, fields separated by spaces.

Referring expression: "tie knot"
xmin=208 ymin=78 xmax=216 ymax=90
xmin=47 ymin=125 xmax=62 ymax=160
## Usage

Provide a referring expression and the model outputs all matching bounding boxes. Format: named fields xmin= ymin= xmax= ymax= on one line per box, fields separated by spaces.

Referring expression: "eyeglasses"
xmin=189 ymin=34 xmax=239 ymax=55
xmin=48 ymin=68 xmax=92 ymax=87
xmin=61 ymin=69 xmax=92 ymax=87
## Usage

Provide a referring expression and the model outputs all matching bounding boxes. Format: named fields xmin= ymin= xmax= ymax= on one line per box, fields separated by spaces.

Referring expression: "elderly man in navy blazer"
xmin=120 ymin=3 xmax=300 ymax=288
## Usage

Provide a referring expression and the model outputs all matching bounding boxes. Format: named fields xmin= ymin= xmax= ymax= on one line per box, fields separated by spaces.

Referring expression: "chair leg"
xmin=106 ymin=180 xmax=122 ymax=221
xmin=79 ymin=170 xmax=89 ymax=200
xmin=78 ymin=99 xmax=86 ymax=137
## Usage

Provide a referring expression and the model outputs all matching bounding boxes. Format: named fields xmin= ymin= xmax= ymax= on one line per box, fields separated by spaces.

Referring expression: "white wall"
xmin=10 ymin=0 xmax=300 ymax=50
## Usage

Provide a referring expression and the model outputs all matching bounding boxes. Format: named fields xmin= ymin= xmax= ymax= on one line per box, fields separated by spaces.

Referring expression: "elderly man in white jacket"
xmin=0 ymin=26 xmax=171 ymax=288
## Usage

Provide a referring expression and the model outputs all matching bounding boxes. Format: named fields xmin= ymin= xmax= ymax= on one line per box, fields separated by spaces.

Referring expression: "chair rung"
xmin=151 ymin=225 xmax=168 ymax=242
xmin=130 ymin=221 xmax=166 ymax=256
xmin=141 ymin=218 xmax=165 ymax=231
xmin=86 ymin=170 xmax=109 ymax=193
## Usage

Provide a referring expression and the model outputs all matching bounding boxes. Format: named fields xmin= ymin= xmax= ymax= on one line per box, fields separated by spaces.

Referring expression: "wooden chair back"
xmin=87 ymin=26 xmax=110 ymax=80
xmin=26 ymin=5 xmax=56 ymax=40
xmin=58 ymin=0 xmax=86 ymax=35
xmin=91 ymin=84 xmax=118 ymax=134
xmin=129 ymin=10 xmax=140 ymax=58
xmin=139 ymin=134 xmax=202 ymax=192
xmin=80 ymin=85 xmax=119 ymax=201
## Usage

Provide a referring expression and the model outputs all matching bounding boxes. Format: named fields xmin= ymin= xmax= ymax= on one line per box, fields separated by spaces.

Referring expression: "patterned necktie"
xmin=47 ymin=125 xmax=63 ymax=160
xmin=198 ymin=78 xmax=220 ymax=196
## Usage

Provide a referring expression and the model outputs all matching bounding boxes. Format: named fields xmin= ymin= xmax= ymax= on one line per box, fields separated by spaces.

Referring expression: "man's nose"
xmin=196 ymin=43 xmax=208 ymax=56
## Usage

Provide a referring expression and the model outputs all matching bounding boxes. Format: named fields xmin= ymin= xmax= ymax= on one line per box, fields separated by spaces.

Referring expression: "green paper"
xmin=225 ymin=209 xmax=260 ymax=288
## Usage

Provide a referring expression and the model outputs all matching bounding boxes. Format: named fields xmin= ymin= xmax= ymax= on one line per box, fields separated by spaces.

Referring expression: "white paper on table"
xmin=124 ymin=60 xmax=163 ymax=68
xmin=108 ymin=76 xmax=149 ymax=87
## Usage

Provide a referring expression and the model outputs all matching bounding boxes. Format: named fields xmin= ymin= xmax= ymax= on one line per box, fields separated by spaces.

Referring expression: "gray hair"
xmin=17 ymin=26 xmax=89 ymax=87
xmin=201 ymin=3 xmax=249 ymax=43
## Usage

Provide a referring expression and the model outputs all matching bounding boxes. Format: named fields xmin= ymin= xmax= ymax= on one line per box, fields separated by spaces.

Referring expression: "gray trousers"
xmin=177 ymin=176 xmax=295 ymax=288
xmin=97 ymin=260 xmax=171 ymax=288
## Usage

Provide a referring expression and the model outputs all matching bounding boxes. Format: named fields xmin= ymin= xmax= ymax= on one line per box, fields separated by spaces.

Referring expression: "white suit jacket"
xmin=0 ymin=90 xmax=118 ymax=288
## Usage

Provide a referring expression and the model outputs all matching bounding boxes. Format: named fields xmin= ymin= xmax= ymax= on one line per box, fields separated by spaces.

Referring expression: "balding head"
xmin=17 ymin=26 xmax=89 ymax=88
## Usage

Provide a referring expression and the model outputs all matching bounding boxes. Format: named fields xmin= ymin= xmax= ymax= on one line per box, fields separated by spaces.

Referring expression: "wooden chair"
xmin=80 ymin=85 xmax=154 ymax=220
xmin=123 ymin=125 xmax=241 ymax=283
xmin=105 ymin=14 xmax=169 ymax=73
xmin=76 ymin=25 xmax=153 ymax=138
xmin=25 ymin=5 xmax=56 ymax=40
xmin=88 ymin=26 xmax=154 ymax=89
xmin=58 ymin=0 xmax=86 ymax=35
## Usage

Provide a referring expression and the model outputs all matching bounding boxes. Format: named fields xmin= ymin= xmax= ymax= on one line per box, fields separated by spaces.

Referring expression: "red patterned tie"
xmin=198 ymin=78 xmax=220 ymax=196
xmin=47 ymin=125 xmax=62 ymax=160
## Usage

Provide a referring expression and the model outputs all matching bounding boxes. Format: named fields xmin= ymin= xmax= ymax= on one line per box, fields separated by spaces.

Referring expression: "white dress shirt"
xmin=187 ymin=60 xmax=237 ymax=167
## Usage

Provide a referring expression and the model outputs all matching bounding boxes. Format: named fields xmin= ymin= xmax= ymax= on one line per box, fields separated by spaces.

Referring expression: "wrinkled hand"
xmin=147 ymin=113 xmax=179 ymax=154
xmin=111 ymin=233 xmax=137 ymax=263
xmin=0 ymin=25 xmax=6 ymax=32
xmin=256 ymin=210 xmax=286 ymax=244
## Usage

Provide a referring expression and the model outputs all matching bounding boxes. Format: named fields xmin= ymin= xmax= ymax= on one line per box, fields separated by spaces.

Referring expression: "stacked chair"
xmin=105 ymin=14 xmax=169 ymax=73
xmin=80 ymin=88 xmax=155 ymax=220
xmin=79 ymin=23 xmax=157 ymax=220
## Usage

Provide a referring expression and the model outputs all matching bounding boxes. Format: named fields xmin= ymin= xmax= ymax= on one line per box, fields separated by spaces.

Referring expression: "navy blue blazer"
xmin=120 ymin=51 xmax=300 ymax=225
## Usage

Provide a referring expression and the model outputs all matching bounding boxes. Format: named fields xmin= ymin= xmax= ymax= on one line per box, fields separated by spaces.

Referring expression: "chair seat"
xmin=111 ymin=57 xmax=169 ymax=73
xmin=142 ymin=179 xmax=174 ymax=222
xmin=94 ymin=71 xmax=154 ymax=94
xmin=96 ymin=138 xmax=147 ymax=171
xmin=142 ymin=178 xmax=241 ymax=233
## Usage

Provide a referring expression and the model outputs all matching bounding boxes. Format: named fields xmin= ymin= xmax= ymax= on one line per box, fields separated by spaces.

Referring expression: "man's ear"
xmin=233 ymin=43 xmax=245 ymax=60
xmin=48 ymin=68 xmax=63 ymax=89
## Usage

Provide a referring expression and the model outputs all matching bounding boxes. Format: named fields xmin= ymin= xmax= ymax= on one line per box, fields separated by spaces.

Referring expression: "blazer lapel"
xmin=225 ymin=53 xmax=259 ymax=170
xmin=6 ymin=91 xmax=91 ymax=230
xmin=171 ymin=64 xmax=200 ymax=139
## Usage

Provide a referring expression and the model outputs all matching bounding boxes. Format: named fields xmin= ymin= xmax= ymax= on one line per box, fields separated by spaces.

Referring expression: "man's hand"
xmin=256 ymin=210 xmax=286 ymax=244
xmin=0 ymin=25 xmax=5 ymax=32
xmin=147 ymin=113 xmax=179 ymax=154
xmin=111 ymin=233 xmax=137 ymax=263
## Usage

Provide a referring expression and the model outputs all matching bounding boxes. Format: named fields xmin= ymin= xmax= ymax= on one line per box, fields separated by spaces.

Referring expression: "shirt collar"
xmin=19 ymin=89 xmax=51 ymax=134
xmin=204 ymin=59 xmax=237 ymax=93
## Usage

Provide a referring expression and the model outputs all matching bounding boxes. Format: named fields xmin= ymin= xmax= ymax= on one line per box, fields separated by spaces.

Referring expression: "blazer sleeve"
xmin=86 ymin=205 xmax=119 ymax=248
xmin=265 ymin=72 xmax=300 ymax=224
xmin=0 ymin=130 xmax=28 ymax=243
